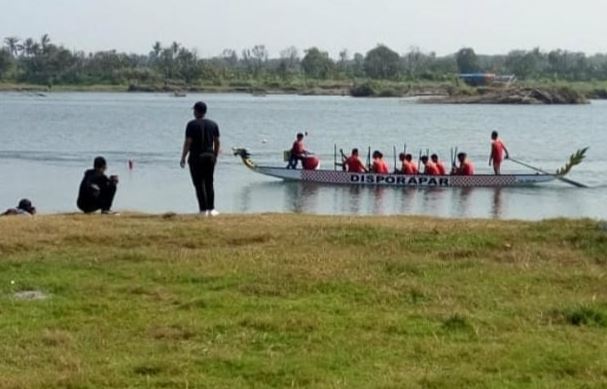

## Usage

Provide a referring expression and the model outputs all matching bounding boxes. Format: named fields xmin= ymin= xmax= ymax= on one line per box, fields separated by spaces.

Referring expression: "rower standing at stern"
xmin=489 ymin=131 xmax=510 ymax=175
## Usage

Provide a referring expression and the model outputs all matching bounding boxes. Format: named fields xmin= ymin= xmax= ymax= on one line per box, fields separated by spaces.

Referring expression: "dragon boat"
xmin=233 ymin=148 xmax=588 ymax=188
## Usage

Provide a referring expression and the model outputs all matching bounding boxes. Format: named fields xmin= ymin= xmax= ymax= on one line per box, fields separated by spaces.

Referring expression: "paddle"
xmin=508 ymin=149 xmax=588 ymax=188
xmin=393 ymin=145 xmax=397 ymax=172
xmin=450 ymin=148 xmax=454 ymax=168
xmin=339 ymin=149 xmax=348 ymax=171
xmin=451 ymin=147 xmax=458 ymax=173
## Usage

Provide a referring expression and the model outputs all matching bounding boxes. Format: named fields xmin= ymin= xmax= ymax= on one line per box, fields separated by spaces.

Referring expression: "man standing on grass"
xmin=180 ymin=101 xmax=221 ymax=216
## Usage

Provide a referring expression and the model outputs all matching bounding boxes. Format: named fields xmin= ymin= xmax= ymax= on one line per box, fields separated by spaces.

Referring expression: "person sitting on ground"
xmin=401 ymin=153 xmax=419 ymax=175
xmin=489 ymin=130 xmax=510 ymax=175
xmin=421 ymin=155 xmax=440 ymax=175
xmin=371 ymin=150 xmax=389 ymax=174
xmin=77 ymin=156 xmax=119 ymax=214
xmin=452 ymin=152 xmax=475 ymax=175
xmin=345 ymin=148 xmax=368 ymax=173
xmin=286 ymin=132 xmax=308 ymax=169
xmin=431 ymin=154 xmax=447 ymax=175
xmin=2 ymin=199 xmax=36 ymax=216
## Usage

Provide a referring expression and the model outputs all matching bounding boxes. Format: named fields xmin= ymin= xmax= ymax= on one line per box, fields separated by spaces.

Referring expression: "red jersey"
xmin=345 ymin=156 xmax=366 ymax=172
xmin=402 ymin=161 xmax=418 ymax=175
xmin=292 ymin=140 xmax=305 ymax=156
xmin=435 ymin=161 xmax=446 ymax=175
xmin=424 ymin=161 xmax=440 ymax=176
xmin=456 ymin=160 xmax=475 ymax=175
xmin=373 ymin=159 xmax=389 ymax=174
xmin=491 ymin=139 xmax=506 ymax=163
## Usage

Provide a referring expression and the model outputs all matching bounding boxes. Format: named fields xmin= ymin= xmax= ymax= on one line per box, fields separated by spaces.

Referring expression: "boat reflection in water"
xmin=285 ymin=182 xmax=320 ymax=214
xmin=492 ymin=188 xmax=503 ymax=219
xmin=233 ymin=179 xmax=592 ymax=220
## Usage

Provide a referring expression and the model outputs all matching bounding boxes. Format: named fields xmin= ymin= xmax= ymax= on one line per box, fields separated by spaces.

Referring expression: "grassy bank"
xmin=0 ymin=214 xmax=606 ymax=388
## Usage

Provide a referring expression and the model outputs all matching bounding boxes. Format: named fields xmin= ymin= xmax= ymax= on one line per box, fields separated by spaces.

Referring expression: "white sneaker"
xmin=208 ymin=209 xmax=220 ymax=217
xmin=199 ymin=211 xmax=209 ymax=217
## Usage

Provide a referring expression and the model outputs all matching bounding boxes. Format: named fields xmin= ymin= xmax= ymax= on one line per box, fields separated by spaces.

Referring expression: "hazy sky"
xmin=1 ymin=0 xmax=606 ymax=58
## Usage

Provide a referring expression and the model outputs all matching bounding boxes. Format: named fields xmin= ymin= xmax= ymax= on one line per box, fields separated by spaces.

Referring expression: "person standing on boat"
xmin=420 ymin=155 xmax=440 ymax=175
xmin=371 ymin=151 xmax=389 ymax=174
xmin=400 ymin=153 xmax=419 ymax=175
xmin=431 ymin=154 xmax=447 ymax=175
xmin=453 ymin=152 xmax=475 ymax=175
xmin=489 ymin=131 xmax=509 ymax=175
xmin=345 ymin=148 xmax=368 ymax=173
xmin=77 ymin=156 xmax=119 ymax=214
xmin=180 ymin=101 xmax=221 ymax=216
xmin=287 ymin=133 xmax=307 ymax=169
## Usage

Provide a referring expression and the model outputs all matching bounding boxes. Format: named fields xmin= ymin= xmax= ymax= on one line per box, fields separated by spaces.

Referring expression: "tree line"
xmin=2 ymin=34 xmax=607 ymax=86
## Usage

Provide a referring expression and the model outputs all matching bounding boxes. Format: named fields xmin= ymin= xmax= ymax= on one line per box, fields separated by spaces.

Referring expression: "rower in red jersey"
xmin=371 ymin=150 xmax=389 ymax=174
xmin=453 ymin=152 xmax=475 ymax=175
xmin=345 ymin=148 xmax=368 ymax=173
xmin=431 ymin=154 xmax=446 ymax=175
xmin=400 ymin=153 xmax=419 ymax=175
xmin=489 ymin=130 xmax=510 ymax=175
xmin=420 ymin=155 xmax=440 ymax=175
xmin=287 ymin=132 xmax=307 ymax=169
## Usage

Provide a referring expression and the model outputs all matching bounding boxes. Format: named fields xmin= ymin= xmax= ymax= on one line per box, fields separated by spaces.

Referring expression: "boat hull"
xmin=253 ymin=166 xmax=555 ymax=188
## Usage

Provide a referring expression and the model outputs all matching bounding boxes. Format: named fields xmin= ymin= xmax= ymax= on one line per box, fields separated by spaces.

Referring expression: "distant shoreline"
xmin=1 ymin=81 xmax=605 ymax=103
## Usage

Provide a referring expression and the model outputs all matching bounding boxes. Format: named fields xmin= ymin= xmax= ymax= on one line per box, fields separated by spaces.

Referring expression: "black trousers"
xmin=189 ymin=154 xmax=216 ymax=212
xmin=77 ymin=184 xmax=117 ymax=213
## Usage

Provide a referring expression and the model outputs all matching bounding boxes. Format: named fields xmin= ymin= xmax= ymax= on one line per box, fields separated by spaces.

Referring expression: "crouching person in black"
xmin=77 ymin=156 xmax=118 ymax=214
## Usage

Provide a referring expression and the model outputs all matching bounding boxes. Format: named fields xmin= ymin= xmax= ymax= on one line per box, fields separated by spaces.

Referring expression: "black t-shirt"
xmin=185 ymin=118 xmax=220 ymax=159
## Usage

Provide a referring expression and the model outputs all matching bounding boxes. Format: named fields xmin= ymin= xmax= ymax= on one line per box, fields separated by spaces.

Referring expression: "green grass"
xmin=0 ymin=214 xmax=606 ymax=388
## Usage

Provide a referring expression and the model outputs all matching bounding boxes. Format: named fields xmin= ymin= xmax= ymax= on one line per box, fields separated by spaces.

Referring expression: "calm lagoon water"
xmin=1 ymin=92 xmax=606 ymax=220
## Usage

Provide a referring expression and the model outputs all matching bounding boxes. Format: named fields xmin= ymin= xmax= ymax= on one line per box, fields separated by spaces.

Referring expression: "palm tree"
xmin=23 ymin=38 xmax=35 ymax=57
xmin=4 ymin=36 xmax=20 ymax=57
xmin=30 ymin=43 xmax=41 ymax=57
xmin=152 ymin=41 xmax=162 ymax=58
xmin=171 ymin=42 xmax=180 ymax=58
xmin=40 ymin=34 xmax=50 ymax=54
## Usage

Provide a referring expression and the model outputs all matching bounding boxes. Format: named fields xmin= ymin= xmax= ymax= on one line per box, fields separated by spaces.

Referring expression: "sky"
xmin=1 ymin=0 xmax=606 ymax=58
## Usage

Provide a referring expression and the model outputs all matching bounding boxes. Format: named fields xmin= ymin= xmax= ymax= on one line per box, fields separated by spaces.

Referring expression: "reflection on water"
xmin=230 ymin=179 xmax=596 ymax=220
xmin=492 ymin=188 xmax=503 ymax=219
xmin=286 ymin=183 xmax=321 ymax=213
xmin=451 ymin=188 xmax=473 ymax=217
xmin=372 ymin=187 xmax=386 ymax=214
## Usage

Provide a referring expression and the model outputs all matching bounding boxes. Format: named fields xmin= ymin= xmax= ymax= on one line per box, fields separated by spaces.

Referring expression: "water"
xmin=1 ymin=92 xmax=606 ymax=219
